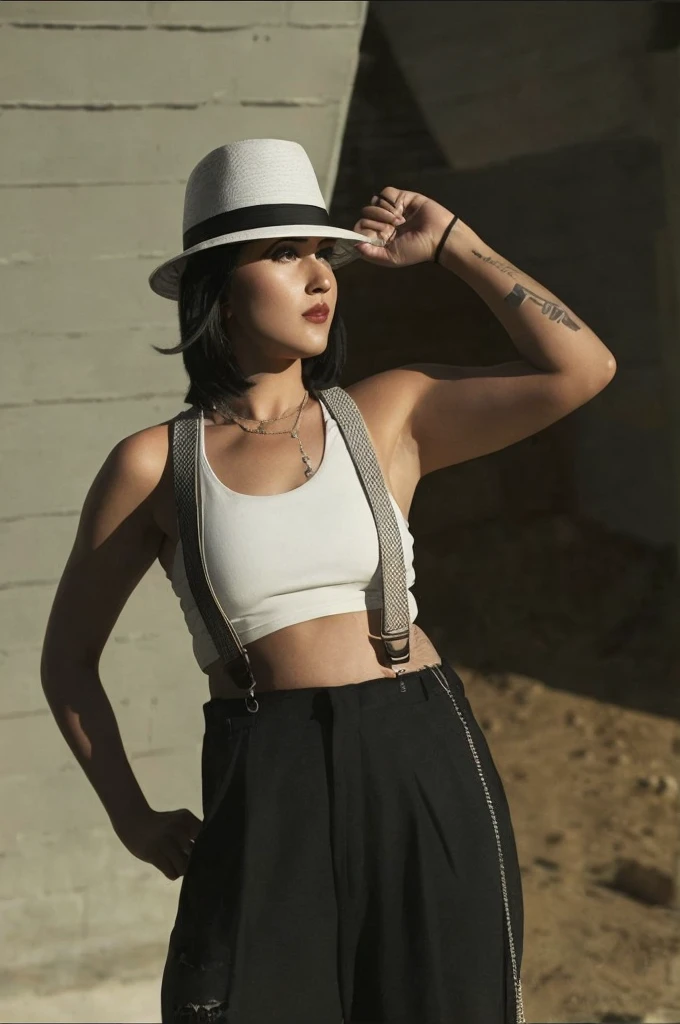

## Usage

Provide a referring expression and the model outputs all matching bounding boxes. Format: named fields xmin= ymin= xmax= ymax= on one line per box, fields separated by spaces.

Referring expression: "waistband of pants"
xmin=203 ymin=660 xmax=451 ymax=726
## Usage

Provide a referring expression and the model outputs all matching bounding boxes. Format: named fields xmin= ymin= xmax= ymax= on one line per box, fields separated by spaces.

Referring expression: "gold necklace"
xmin=220 ymin=390 xmax=316 ymax=479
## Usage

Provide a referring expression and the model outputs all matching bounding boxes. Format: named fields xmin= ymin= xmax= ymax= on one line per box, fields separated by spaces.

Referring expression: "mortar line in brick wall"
xmin=287 ymin=21 xmax=362 ymax=28
xmin=0 ymin=392 xmax=183 ymax=410
xmin=1 ymin=99 xmax=338 ymax=111
xmin=240 ymin=98 xmax=338 ymax=107
xmin=0 ymin=253 xmax=169 ymax=265
xmin=1 ymin=101 xmax=205 ymax=111
xmin=0 ymin=708 xmax=51 ymax=721
xmin=4 ymin=22 xmax=285 ymax=32
xmin=0 ymin=511 xmax=79 ymax=524
xmin=0 ymin=578 xmax=59 ymax=592
xmin=0 ymin=325 xmax=175 ymax=336
xmin=0 ymin=180 xmax=188 ymax=189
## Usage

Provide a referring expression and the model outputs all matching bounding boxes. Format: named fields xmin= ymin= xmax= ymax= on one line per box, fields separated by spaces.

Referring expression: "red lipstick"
xmin=302 ymin=303 xmax=330 ymax=323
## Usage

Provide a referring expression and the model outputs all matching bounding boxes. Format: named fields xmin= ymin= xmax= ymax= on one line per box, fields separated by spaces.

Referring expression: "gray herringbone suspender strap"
xmin=171 ymin=387 xmax=411 ymax=693
xmin=171 ymin=409 xmax=257 ymax=693
xmin=317 ymin=387 xmax=411 ymax=664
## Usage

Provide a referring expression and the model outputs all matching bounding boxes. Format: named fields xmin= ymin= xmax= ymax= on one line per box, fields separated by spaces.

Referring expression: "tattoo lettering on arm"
xmin=505 ymin=283 xmax=581 ymax=332
xmin=471 ymin=249 xmax=522 ymax=279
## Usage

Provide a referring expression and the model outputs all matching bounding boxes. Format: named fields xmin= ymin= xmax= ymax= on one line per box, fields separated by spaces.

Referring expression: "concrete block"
xmin=0 ymin=0 xmax=286 ymax=27
xmin=0 ymin=514 xmax=79 ymax=584
xmin=82 ymin=872 xmax=178 ymax=943
xmin=234 ymin=26 xmax=360 ymax=101
xmin=0 ymin=766 xmax=108 ymax=845
xmin=0 ymin=183 xmax=183 ymax=260
xmin=0 ymin=648 xmax=50 ymax=718
xmin=149 ymin=1 xmax=286 ymax=27
xmin=0 ymin=892 xmax=86 ymax=969
xmin=0 ymin=1 xmax=148 ymax=23
xmin=0 ymin=105 xmax=340 ymax=187
xmin=0 ymin=976 xmax=161 ymax=1024
xmin=0 ymin=585 xmax=56 ymax=652
xmin=420 ymin=56 xmax=651 ymax=171
xmin=288 ymin=1 xmax=365 ymax=25
xmin=2 ymin=257 xmax=184 ymax=334
xmin=2 ymin=26 xmax=243 ymax=106
xmin=0 ymin=826 xmax=129 ymax=901
xmin=0 ymin=329 xmax=186 ymax=407
xmin=374 ymin=0 xmax=653 ymax=169
xmin=0 ymin=398 xmax=182 ymax=518
xmin=375 ymin=0 xmax=652 ymax=82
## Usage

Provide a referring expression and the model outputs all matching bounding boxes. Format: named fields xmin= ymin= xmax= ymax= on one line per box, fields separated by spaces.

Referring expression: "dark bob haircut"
xmin=154 ymin=243 xmax=347 ymax=416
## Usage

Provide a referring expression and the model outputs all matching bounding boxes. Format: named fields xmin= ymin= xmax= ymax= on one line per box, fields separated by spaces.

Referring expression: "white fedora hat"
xmin=148 ymin=138 xmax=384 ymax=300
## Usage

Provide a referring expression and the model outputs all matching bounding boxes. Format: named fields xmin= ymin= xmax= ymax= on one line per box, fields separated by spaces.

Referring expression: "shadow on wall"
xmin=330 ymin=3 xmax=680 ymax=721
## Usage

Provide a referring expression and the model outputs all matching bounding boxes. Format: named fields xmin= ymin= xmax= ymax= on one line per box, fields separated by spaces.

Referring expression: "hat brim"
xmin=148 ymin=225 xmax=384 ymax=300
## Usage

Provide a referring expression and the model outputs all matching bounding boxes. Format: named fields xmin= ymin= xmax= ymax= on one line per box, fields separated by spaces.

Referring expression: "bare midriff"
xmin=204 ymin=609 xmax=441 ymax=699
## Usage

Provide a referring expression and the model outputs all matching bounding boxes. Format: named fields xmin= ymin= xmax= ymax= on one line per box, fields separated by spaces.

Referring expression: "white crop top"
xmin=167 ymin=399 xmax=418 ymax=670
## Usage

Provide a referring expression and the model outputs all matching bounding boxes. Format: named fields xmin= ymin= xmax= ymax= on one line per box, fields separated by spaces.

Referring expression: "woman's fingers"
xmin=363 ymin=204 xmax=404 ymax=225
xmin=356 ymin=217 xmax=403 ymax=245
xmin=164 ymin=837 xmax=191 ymax=879
xmin=176 ymin=810 xmax=202 ymax=846
xmin=158 ymin=853 xmax=181 ymax=882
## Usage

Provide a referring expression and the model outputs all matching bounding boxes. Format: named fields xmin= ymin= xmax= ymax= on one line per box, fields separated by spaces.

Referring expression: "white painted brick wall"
xmin=0 ymin=0 xmax=367 ymax=992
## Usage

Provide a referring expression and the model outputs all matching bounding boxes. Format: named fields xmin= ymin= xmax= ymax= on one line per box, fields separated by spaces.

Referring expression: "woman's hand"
xmin=114 ymin=806 xmax=203 ymax=881
xmin=352 ymin=187 xmax=456 ymax=268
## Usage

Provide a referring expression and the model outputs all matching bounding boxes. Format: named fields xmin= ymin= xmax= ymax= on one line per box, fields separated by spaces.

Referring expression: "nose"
xmin=306 ymin=265 xmax=333 ymax=294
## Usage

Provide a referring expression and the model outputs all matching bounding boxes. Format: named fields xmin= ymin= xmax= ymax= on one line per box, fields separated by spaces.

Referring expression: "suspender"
xmin=170 ymin=386 xmax=411 ymax=702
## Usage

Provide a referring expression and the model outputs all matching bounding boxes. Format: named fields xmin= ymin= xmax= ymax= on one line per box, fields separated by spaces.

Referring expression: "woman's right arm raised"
xmin=40 ymin=426 xmax=200 ymax=881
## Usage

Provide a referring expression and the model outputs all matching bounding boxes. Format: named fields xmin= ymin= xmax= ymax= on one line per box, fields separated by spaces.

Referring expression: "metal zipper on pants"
xmin=430 ymin=663 xmax=526 ymax=1024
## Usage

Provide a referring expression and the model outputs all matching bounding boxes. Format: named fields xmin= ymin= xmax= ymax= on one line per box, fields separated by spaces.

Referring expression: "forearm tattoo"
xmin=471 ymin=250 xmax=521 ymax=279
xmin=471 ymin=248 xmax=581 ymax=331
xmin=505 ymin=283 xmax=581 ymax=331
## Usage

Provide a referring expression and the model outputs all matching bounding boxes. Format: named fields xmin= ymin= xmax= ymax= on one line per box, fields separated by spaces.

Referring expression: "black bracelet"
xmin=433 ymin=214 xmax=459 ymax=264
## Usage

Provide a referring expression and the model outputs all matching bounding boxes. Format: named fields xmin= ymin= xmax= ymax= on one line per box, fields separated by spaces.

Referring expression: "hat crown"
xmin=183 ymin=139 xmax=328 ymax=234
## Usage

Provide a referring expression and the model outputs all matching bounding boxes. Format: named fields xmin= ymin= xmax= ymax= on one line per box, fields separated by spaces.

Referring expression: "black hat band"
xmin=183 ymin=203 xmax=331 ymax=251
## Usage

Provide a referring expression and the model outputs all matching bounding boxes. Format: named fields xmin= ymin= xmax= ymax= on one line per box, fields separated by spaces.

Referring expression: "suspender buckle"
xmin=383 ymin=630 xmax=410 ymax=665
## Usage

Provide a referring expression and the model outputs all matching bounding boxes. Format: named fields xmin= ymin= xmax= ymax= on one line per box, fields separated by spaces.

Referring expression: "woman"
xmin=41 ymin=139 xmax=616 ymax=1024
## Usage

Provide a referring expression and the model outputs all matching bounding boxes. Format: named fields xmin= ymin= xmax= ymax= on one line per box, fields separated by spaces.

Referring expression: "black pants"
xmin=161 ymin=658 xmax=524 ymax=1024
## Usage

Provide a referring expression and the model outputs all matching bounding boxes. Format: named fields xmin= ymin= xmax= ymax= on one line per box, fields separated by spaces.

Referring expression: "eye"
xmin=272 ymin=246 xmax=298 ymax=262
xmin=271 ymin=245 xmax=337 ymax=263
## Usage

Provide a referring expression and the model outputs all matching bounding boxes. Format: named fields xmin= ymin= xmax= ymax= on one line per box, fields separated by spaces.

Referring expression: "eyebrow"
xmin=263 ymin=237 xmax=336 ymax=255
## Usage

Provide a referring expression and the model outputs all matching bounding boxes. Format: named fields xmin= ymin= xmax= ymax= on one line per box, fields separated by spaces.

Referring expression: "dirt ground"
xmin=417 ymin=511 xmax=680 ymax=1024
xmin=451 ymin=663 xmax=680 ymax=1024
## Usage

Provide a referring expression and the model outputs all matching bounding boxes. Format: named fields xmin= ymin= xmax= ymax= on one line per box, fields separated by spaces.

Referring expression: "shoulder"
xmin=105 ymin=420 xmax=172 ymax=495
xmin=87 ymin=414 xmax=183 ymax=534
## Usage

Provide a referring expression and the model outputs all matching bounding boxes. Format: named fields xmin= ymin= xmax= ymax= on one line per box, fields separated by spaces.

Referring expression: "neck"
xmin=220 ymin=377 xmax=310 ymax=424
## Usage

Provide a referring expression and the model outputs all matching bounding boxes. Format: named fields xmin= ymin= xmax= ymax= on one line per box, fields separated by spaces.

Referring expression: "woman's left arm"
xmin=353 ymin=191 xmax=617 ymax=476
xmin=437 ymin=217 xmax=616 ymax=384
